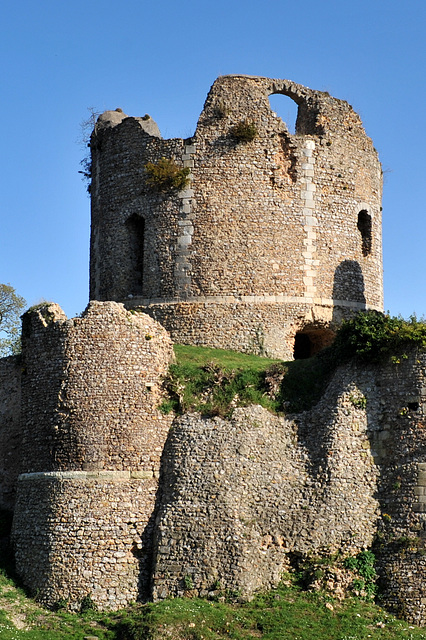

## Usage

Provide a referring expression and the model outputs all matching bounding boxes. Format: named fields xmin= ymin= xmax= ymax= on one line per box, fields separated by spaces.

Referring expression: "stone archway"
xmin=293 ymin=326 xmax=335 ymax=360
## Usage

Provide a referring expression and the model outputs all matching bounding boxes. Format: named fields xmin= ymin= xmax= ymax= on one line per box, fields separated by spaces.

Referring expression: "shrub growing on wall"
xmin=230 ymin=120 xmax=258 ymax=142
xmin=145 ymin=157 xmax=190 ymax=191
xmin=333 ymin=310 xmax=426 ymax=363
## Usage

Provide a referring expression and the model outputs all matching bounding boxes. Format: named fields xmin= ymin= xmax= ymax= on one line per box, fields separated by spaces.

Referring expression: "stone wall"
xmin=136 ymin=299 xmax=362 ymax=360
xmin=12 ymin=301 xmax=173 ymax=609
xmin=89 ymin=75 xmax=382 ymax=358
xmin=7 ymin=302 xmax=426 ymax=623
xmin=0 ymin=356 xmax=21 ymax=510
xmin=150 ymin=350 xmax=426 ymax=625
xmin=19 ymin=301 xmax=173 ymax=473
xmin=13 ymin=472 xmax=159 ymax=609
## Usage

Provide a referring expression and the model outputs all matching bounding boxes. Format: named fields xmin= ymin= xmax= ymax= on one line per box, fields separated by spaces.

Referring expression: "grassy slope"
xmin=161 ymin=344 xmax=335 ymax=416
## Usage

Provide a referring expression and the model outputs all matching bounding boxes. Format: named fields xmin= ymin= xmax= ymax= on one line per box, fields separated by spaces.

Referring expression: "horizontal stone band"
xmin=17 ymin=470 xmax=155 ymax=481
xmin=124 ymin=296 xmax=382 ymax=311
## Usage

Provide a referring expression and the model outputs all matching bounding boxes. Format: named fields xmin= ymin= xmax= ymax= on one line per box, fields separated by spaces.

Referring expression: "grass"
xmin=172 ymin=345 xmax=280 ymax=371
xmin=160 ymin=344 xmax=336 ymax=417
xmin=161 ymin=312 xmax=426 ymax=418
xmin=1 ymin=566 xmax=426 ymax=640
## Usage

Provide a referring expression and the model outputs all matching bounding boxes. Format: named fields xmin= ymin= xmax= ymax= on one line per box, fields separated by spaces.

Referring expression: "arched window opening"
xmin=293 ymin=328 xmax=335 ymax=360
xmin=357 ymin=210 xmax=372 ymax=257
xmin=126 ymin=214 xmax=145 ymax=296
xmin=268 ymin=94 xmax=299 ymax=134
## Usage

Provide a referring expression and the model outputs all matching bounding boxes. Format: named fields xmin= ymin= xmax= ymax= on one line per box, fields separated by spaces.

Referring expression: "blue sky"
xmin=1 ymin=0 xmax=425 ymax=319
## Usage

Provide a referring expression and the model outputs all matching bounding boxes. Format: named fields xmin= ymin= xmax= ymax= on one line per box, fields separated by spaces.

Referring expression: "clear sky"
xmin=1 ymin=0 xmax=425 ymax=319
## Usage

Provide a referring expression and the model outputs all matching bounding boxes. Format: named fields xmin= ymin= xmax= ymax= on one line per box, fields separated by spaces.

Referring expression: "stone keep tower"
xmin=89 ymin=75 xmax=383 ymax=359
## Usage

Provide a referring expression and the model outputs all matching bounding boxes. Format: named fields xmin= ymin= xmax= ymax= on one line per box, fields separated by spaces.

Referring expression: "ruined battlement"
xmin=89 ymin=75 xmax=383 ymax=359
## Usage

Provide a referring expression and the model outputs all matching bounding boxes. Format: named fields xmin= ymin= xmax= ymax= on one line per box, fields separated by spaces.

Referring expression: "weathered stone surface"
xmin=0 ymin=356 xmax=21 ymax=510
xmin=12 ymin=301 xmax=173 ymax=609
xmin=2 ymin=75 xmax=426 ymax=625
xmin=89 ymin=75 xmax=383 ymax=359
xmin=19 ymin=301 xmax=173 ymax=473
xmin=6 ymin=308 xmax=426 ymax=623
xmin=151 ymin=351 xmax=426 ymax=626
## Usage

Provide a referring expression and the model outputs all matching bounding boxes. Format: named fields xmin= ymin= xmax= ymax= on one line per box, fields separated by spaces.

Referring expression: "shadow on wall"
xmin=333 ymin=260 xmax=366 ymax=307
xmin=293 ymin=260 xmax=366 ymax=360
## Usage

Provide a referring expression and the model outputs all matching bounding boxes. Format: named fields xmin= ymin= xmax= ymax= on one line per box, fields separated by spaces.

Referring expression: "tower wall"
xmin=12 ymin=302 xmax=173 ymax=609
xmin=0 ymin=356 xmax=21 ymax=510
xmin=89 ymin=75 xmax=382 ymax=358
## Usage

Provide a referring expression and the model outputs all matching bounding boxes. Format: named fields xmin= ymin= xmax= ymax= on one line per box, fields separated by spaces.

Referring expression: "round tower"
xmin=89 ymin=75 xmax=383 ymax=359
xmin=12 ymin=302 xmax=173 ymax=609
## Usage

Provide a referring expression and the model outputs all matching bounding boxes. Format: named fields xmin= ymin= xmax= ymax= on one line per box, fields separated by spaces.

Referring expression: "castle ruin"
xmin=3 ymin=76 xmax=426 ymax=625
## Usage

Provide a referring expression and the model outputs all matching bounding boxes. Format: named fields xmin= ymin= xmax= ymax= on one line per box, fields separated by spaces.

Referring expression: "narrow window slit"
xmin=126 ymin=214 xmax=145 ymax=296
xmin=357 ymin=210 xmax=372 ymax=256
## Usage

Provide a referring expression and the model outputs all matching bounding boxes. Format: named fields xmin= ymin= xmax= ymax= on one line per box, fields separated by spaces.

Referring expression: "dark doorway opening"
xmin=293 ymin=333 xmax=311 ymax=359
xmin=293 ymin=328 xmax=335 ymax=360
xmin=126 ymin=214 xmax=145 ymax=296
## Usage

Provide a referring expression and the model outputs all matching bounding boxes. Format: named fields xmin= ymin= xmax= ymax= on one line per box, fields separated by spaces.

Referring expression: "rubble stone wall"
xmin=89 ymin=75 xmax=382 ymax=358
xmin=0 ymin=356 xmax=21 ymax=510
xmin=19 ymin=301 xmax=173 ymax=473
xmin=12 ymin=472 xmax=159 ymax=609
xmin=12 ymin=302 xmax=173 ymax=609
xmin=151 ymin=351 xmax=426 ymax=625
xmin=7 ymin=303 xmax=426 ymax=623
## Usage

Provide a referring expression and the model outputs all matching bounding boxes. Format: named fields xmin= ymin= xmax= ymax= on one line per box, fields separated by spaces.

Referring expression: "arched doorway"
xmin=293 ymin=327 xmax=335 ymax=360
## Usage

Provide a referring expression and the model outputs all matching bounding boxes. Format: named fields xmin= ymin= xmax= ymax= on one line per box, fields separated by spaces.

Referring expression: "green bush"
xmin=230 ymin=120 xmax=258 ymax=142
xmin=344 ymin=550 xmax=377 ymax=598
xmin=145 ymin=157 xmax=190 ymax=191
xmin=332 ymin=310 xmax=426 ymax=363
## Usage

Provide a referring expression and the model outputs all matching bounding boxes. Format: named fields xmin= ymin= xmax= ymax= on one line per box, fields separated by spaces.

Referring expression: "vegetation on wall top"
xmin=333 ymin=310 xmax=426 ymax=363
xmin=160 ymin=312 xmax=426 ymax=417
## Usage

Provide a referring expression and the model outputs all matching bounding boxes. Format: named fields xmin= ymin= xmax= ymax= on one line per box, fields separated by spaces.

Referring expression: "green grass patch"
xmin=172 ymin=344 xmax=280 ymax=371
xmin=82 ymin=585 xmax=426 ymax=639
xmin=160 ymin=344 xmax=337 ymax=417
xmin=161 ymin=344 xmax=283 ymax=416
xmin=0 ymin=548 xmax=426 ymax=638
xmin=161 ymin=312 xmax=426 ymax=417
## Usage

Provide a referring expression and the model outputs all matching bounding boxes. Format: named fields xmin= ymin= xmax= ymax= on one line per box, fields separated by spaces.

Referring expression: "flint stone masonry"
xmin=13 ymin=472 xmax=158 ymax=608
xmin=151 ymin=351 xmax=426 ymax=626
xmin=12 ymin=301 xmax=173 ymax=608
xmin=0 ymin=356 xmax=21 ymax=510
xmin=89 ymin=74 xmax=383 ymax=359
xmin=4 ymin=74 xmax=426 ymax=625
xmin=19 ymin=301 xmax=173 ymax=473
xmin=6 ymin=307 xmax=426 ymax=623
